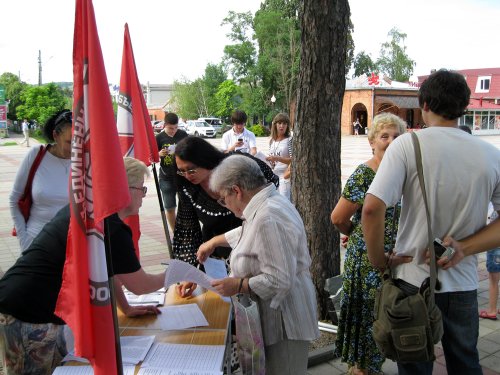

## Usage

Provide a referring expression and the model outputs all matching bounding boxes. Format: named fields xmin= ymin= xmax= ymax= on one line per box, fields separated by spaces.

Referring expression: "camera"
xmin=433 ymin=238 xmax=455 ymax=260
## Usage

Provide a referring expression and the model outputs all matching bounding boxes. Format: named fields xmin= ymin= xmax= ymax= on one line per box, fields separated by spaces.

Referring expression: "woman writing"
xmin=266 ymin=113 xmax=292 ymax=199
xmin=9 ymin=110 xmax=72 ymax=252
xmin=195 ymin=155 xmax=319 ymax=374
xmin=331 ymin=113 xmax=410 ymax=375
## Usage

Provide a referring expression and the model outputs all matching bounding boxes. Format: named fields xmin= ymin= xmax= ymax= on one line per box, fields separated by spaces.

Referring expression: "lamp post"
xmin=271 ymin=94 xmax=276 ymax=109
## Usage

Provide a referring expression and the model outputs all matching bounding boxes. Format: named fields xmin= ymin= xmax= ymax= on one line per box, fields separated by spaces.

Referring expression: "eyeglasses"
xmin=176 ymin=168 xmax=198 ymax=177
xmin=129 ymin=186 xmax=147 ymax=196
xmin=55 ymin=111 xmax=72 ymax=127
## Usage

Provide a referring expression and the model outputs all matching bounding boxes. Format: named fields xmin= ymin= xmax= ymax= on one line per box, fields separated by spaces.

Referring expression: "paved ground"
xmin=1 ymin=130 xmax=500 ymax=374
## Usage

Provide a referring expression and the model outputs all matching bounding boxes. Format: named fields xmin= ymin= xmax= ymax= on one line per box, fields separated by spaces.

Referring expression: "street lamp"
xmin=271 ymin=94 xmax=276 ymax=107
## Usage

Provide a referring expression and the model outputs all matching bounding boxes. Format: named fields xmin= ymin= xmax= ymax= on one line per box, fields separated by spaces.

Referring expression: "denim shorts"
xmin=486 ymin=248 xmax=500 ymax=273
xmin=159 ymin=179 xmax=177 ymax=210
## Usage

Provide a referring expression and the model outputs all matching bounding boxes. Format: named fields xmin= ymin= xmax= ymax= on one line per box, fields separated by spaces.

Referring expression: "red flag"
xmin=116 ymin=23 xmax=159 ymax=166
xmin=116 ymin=24 xmax=159 ymax=258
xmin=55 ymin=1 xmax=130 ymax=374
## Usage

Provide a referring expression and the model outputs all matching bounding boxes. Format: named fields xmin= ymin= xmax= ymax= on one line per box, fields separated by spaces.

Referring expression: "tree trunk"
xmin=293 ymin=0 xmax=349 ymax=319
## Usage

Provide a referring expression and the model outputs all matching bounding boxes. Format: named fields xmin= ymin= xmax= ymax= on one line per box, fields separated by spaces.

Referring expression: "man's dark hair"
xmin=231 ymin=110 xmax=247 ymax=125
xmin=164 ymin=112 xmax=179 ymax=125
xmin=175 ymin=136 xmax=225 ymax=170
xmin=418 ymin=69 xmax=470 ymax=120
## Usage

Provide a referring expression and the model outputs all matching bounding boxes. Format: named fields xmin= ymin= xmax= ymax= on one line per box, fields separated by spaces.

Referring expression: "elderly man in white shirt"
xmin=194 ymin=154 xmax=319 ymax=375
xmin=221 ymin=110 xmax=257 ymax=155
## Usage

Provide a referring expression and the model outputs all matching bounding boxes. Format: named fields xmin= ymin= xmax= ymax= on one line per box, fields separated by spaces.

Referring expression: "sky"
xmin=1 ymin=0 xmax=499 ymax=86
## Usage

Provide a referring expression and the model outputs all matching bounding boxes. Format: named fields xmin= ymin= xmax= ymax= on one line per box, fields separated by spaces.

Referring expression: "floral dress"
xmin=334 ymin=164 xmax=400 ymax=374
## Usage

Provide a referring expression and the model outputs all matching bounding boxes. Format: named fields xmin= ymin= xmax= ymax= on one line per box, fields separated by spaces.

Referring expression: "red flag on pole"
xmin=116 ymin=23 xmax=159 ymax=258
xmin=55 ymin=1 xmax=130 ymax=374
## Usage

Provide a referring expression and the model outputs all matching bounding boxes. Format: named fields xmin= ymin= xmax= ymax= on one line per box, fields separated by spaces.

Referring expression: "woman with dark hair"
xmin=9 ymin=109 xmax=73 ymax=252
xmin=172 ymin=136 xmax=278 ymax=267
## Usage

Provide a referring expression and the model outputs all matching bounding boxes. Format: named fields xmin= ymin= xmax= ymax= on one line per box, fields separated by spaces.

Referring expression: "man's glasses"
xmin=176 ymin=169 xmax=198 ymax=177
xmin=129 ymin=186 xmax=147 ymax=196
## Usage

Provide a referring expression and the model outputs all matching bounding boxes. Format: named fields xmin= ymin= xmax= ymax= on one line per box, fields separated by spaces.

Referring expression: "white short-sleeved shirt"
xmin=220 ymin=128 xmax=257 ymax=154
xmin=368 ymin=127 xmax=500 ymax=292
xmin=268 ymin=136 xmax=292 ymax=176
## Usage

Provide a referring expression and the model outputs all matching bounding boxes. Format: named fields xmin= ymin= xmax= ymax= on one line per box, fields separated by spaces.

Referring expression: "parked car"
xmin=198 ymin=117 xmax=223 ymax=135
xmin=152 ymin=120 xmax=164 ymax=133
xmin=185 ymin=120 xmax=216 ymax=138
xmin=178 ymin=121 xmax=187 ymax=132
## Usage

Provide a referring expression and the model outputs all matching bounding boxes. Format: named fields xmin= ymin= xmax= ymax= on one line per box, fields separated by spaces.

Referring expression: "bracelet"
xmin=238 ymin=278 xmax=244 ymax=293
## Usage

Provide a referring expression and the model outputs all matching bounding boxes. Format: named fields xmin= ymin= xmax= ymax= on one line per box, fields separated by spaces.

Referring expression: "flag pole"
xmin=151 ymin=163 xmax=173 ymax=259
xmin=104 ymin=218 xmax=124 ymax=375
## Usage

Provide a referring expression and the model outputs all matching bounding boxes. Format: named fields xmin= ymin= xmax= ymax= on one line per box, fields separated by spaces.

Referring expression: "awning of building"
xmin=376 ymin=95 xmax=420 ymax=108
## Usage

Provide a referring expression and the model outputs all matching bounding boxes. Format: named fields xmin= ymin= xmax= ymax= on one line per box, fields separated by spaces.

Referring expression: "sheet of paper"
xmin=138 ymin=368 xmax=222 ymax=375
xmin=52 ymin=365 xmax=135 ymax=375
xmin=62 ymin=335 xmax=155 ymax=365
xmin=203 ymin=258 xmax=230 ymax=303
xmin=157 ymin=303 xmax=208 ymax=330
xmin=163 ymin=259 xmax=216 ymax=292
xmin=125 ymin=291 xmax=165 ymax=306
xmin=141 ymin=343 xmax=225 ymax=372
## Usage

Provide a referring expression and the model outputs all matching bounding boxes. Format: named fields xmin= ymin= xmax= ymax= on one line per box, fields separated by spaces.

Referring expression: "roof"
xmin=467 ymin=98 xmax=500 ymax=110
xmin=376 ymin=95 xmax=420 ymax=109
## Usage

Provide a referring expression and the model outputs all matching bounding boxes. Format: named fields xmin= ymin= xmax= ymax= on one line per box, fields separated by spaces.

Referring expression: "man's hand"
xmin=176 ymin=282 xmax=197 ymax=298
xmin=159 ymin=148 xmax=168 ymax=157
xmin=438 ymin=236 xmax=465 ymax=270
xmin=211 ymin=277 xmax=240 ymax=297
xmin=121 ymin=304 xmax=161 ymax=318
xmin=387 ymin=251 xmax=413 ymax=268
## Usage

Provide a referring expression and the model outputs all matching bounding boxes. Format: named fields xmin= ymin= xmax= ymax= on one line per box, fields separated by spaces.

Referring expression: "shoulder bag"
xmin=12 ymin=145 xmax=48 ymax=236
xmin=372 ymin=132 xmax=444 ymax=363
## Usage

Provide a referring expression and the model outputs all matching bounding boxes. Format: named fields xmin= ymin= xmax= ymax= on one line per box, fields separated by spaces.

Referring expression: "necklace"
xmin=271 ymin=138 xmax=284 ymax=156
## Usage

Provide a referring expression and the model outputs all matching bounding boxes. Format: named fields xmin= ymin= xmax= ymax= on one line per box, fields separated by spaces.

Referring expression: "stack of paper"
xmin=141 ymin=343 xmax=225 ymax=374
xmin=157 ymin=303 xmax=209 ymax=330
xmin=52 ymin=365 xmax=135 ymax=374
xmin=125 ymin=290 xmax=165 ymax=306
xmin=62 ymin=335 xmax=155 ymax=365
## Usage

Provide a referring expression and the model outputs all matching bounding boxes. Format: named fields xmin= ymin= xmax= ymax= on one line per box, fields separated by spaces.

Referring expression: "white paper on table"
xmin=203 ymin=258 xmax=230 ymax=303
xmin=141 ymin=343 xmax=225 ymax=372
xmin=52 ymin=365 xmax=135 ymax=375
xmin=125 ymin=291 xmax=165 ymax=306
xmin=120 ymin=335 xmax=155 ymax=364
xmin=62 ymin=335 xmax=155 ymax=365
xmin=163 ymin=259 xmax=216 ymax=292
xmin=157 ymin=303 xmax=208 ymax=330
xmin=138 ymin=368 xmax=222 ymax=375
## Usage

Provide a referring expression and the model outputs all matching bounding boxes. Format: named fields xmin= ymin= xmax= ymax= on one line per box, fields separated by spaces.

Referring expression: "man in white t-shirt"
xmin=20 ymin=119 xmax=30 ymax=147
xmin=362 ymin=69 xmax=500 ymax=375
xmin=221 ymin=110 xmax=257 ymax=155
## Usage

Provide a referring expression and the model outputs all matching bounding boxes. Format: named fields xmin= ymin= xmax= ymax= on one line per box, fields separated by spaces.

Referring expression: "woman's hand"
xmin=197 ymin=240 xmax=216 ymax=264
xmin=121 ymin=304 xmax=161 ymax=318
xmin=175 ymin=282 xmax=197 ymax=298
xmin=211 ymin=277 xmax=240 ymax=297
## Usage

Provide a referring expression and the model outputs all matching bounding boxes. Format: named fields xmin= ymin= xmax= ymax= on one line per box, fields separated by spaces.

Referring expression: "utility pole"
xmin=38 ymin=50 xmax=42 ymax=86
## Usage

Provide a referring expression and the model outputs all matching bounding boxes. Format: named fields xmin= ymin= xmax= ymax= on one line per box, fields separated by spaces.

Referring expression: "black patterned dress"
xmin=172 ymin=152 xmax=279 ymax=266
xmin=334 ymin=164 xmax=400 ymax=373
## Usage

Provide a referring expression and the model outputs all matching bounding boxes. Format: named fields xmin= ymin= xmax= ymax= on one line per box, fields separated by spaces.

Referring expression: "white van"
xmin=198 ymin=117 xmax=223 ymax=134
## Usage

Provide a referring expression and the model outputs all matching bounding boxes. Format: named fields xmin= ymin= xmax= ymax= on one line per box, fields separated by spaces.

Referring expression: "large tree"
xmin=376 ymin=28 xmax=415 ymax=82
xmin=16 ymin=83 xmax=67 ymax=126
xmin=353 ymin=51 xmax=377 ymax=77
xmin=294 ymin=0 xmax=349 ymax=317
xmin=0 ymin=72 xmax=28 ymax=121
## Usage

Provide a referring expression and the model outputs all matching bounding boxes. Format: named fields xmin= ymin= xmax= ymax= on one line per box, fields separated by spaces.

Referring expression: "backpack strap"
xmin=411 ymin=132 xmax=438 ymax=296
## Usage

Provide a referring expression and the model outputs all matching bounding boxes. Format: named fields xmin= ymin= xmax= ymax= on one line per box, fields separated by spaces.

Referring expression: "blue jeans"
xmin=397 ymin=289 xmax=482 ymax=375
xmin=159 ymin=179 xmax=177 ymax=210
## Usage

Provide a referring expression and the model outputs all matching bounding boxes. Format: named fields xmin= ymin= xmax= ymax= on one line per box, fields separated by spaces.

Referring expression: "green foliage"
xmin=353 ymin=51 xmax=377 ymax=77
xmin=0 ymin=72 xmax=28 ymax=120
xmin=16 ymin=83 xmax=67 ymax=125
xmin=214 ymin=80 xmax=239 ymax=119
xmin=376 ymin=28 xmax=415 ymax=82
xmin=172 ymin=78 xmax=201 ymax=119
xmin=249 ymin=124 xmax=268 ymax=137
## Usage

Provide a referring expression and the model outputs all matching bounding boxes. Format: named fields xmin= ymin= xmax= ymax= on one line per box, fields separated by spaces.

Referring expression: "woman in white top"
xmin=266 ymin=113 xmax=292 ymax=199
xmin=196 ymin=155 xmax=319 ymax=375
xmin=10 ymin=110 xmax=72 ymax=252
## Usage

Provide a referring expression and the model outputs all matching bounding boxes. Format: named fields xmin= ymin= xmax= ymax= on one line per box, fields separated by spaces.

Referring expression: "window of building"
xmin=475 ymin=76 xmax=491 ymax=93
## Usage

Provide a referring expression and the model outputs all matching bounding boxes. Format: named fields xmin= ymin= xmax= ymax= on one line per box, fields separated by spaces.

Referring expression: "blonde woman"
xmin=331 ymin=113 xmax=409 ymax=375
xmin=266 ymin=113 xmax=292 ymax=199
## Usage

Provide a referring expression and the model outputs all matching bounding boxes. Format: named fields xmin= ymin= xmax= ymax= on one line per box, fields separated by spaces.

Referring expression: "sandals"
xmin=479 ymin=310 xmax=498 ymax=320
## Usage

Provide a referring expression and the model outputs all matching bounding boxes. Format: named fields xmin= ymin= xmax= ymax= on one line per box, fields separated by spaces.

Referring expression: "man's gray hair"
xmin=209 ymin=155 xmax=266 ymax=194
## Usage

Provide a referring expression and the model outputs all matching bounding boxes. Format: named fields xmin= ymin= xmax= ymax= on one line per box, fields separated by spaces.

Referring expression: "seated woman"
xmin=172 ymin=137 xmax=278 ymax=267
xmin=0 ymin=157 xmax=166 ymax=375
xmin=195 ymin=155 xmax=319 ymax=375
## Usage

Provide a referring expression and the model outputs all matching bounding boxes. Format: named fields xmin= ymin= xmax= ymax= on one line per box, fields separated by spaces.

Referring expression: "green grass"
xmin=0 ymin=141 xmax=18 ymax=146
